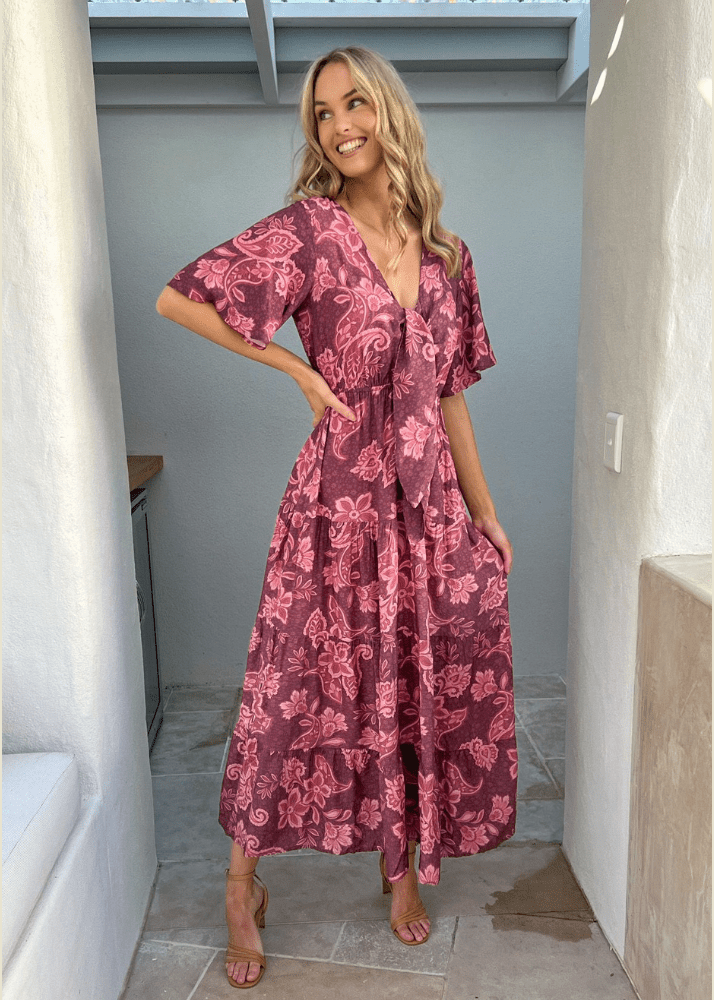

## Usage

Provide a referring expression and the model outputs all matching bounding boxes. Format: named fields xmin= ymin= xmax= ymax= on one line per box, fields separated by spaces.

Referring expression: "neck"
xmin=342 ymin=165 xmax=393 ymax=233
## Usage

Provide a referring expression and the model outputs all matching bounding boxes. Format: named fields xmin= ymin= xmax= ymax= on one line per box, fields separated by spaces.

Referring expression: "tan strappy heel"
xmin=224 ymin=865 xmax=269 ymax=988
xmin=379 ymin=845 xmax=431 ymax=946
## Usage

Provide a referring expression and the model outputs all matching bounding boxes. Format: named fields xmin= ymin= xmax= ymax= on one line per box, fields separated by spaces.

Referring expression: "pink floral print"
xmin=167 ymin=196 xmax=517 ymax=885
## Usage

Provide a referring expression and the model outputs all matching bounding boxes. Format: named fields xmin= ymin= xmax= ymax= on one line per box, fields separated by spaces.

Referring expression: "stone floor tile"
xmin=146 ymin=920 xmax=345 ymax=961
xmin=443 ymin=914 xmax=638 ymax=1000
xmin=146 ymin=844 xmax=582 ymax=933
xmin=144 ymin=854 xmax=391 ymax=931
xmin=145 ymin=927 xmax=229 ymax=948
xmin=513 ymin=675 xmax=567 ymax=698
xmin=226 ymin=851 xmax=393 ymax=924
xmin=150 ymin=710 xmax=234 ymax=775
xmin=485 ymin=847 xmax=593 ymax=920
xmin=332 ymin=916 xmax=456 ymax=974
xmin=164 ymin=686 xmax=242 ymax=714
xmin=515 ymin=699 xmax=566 ymax=758
xmin=145 ymin=861 xmax=229 ymax=932
xmin=544 ymin=758 xmax=565 ymax=794
xmin=195 ymin=953 xmax=446 ymax=999
xmin=409 ymin=843 xmax=573 ymax=919
xmin=152 ymin=773 xmax=231 ymax=862
xmin=515 ymin=729 xmax=562 ymax=800
xmin=120 ymin=940 xmax=215 ymax=1000
xmin=261 ymin=920 xmax=345 ymax=961
xmin=512 ymin=799 xmax=563 ymax=842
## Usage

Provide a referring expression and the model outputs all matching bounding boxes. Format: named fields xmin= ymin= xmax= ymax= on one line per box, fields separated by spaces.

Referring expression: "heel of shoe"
xmin=379 ymin=853 xmax=392 ymax=895
xmin=253 ymin=873 xmax=269 ymax=929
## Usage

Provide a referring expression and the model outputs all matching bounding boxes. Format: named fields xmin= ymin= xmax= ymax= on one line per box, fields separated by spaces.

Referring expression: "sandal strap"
xmin=391 ymin=899 xmax=428 ymax=933
xmin=251 ymin=872 xmax=267 ymax=892
xmin=225 ymin=944 xmax=266 ymax=967
xmin=225 ymin=866 xmax=258 ymax=881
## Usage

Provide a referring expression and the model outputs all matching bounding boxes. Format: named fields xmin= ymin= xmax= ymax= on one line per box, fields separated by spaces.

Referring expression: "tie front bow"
xmin=391 ymin=312 xmax=440 ymax=509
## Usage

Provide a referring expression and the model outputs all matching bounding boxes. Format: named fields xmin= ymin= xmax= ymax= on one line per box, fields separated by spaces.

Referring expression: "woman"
xmin=157 ymin=46 xmax=516 ymax=990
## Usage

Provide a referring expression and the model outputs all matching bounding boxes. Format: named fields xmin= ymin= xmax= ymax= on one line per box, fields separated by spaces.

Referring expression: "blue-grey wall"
xmin=96 ymin=103 xmax=584 ymax=687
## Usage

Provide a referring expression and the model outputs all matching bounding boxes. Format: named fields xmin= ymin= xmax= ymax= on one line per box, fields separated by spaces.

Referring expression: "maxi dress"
xmin=168 ymin=195 xmax=518 ymax=886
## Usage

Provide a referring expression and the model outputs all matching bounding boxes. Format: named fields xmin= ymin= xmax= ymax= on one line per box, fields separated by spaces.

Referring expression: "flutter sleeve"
xmin=166 ymin=200 xmax=314 ymax=350
xmin=440 ymin=240 xmax=497 ymax=397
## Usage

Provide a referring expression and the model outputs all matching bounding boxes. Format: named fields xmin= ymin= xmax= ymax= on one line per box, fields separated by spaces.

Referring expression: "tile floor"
xmin=120 ymin=675 xmax=639 ymax=999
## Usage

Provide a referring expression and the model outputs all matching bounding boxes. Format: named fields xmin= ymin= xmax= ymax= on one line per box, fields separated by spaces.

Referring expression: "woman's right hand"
xmin=297 ymin=369 xmax=357 ymax=428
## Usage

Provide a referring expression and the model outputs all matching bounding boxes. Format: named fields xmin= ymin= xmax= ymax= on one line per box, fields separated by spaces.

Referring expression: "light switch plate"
xmin=604 ymin=412 xmax=624 ymax=472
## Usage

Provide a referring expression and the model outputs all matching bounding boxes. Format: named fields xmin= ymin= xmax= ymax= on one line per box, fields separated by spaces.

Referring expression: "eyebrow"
xmin=314 ymin=88 xmax=358 ymax=108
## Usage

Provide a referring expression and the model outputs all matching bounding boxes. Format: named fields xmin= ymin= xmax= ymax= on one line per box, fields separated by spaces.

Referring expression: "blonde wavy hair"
xmin=287 ymin=46 xmax=462 ymax=278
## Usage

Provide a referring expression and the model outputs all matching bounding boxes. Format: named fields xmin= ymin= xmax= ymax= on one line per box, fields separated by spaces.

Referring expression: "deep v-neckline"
xmin=333 ymin=200 xmax=424 ymax=312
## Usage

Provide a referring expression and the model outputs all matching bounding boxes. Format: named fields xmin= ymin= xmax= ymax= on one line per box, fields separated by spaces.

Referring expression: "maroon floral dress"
xmin=168 ymin=195 xmax=517 ymax=885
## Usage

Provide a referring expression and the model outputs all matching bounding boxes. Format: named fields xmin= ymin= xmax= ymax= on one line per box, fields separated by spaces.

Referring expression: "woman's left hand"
xmin=472 ymin=516 xmax=513 ymax=576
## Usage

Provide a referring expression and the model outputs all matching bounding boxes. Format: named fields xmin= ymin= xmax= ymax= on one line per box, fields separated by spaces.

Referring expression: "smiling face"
xmin=313 ymin=60 xmax=385 ymax=183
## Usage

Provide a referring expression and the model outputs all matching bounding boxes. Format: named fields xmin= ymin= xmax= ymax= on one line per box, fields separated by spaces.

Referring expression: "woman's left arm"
xmin=440 ymin=391 xmax=513 ymax=575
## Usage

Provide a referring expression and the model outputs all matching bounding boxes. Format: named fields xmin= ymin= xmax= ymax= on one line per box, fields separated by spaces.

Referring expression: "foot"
xmin=225 ymin=873 xmax=266 ymax=986
xmin=390 ymin=859 xmax=431 ymax=943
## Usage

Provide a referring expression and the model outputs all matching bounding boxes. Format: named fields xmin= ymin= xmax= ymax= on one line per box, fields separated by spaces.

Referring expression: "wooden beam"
xmin=86 ymin=1 xmax=590 ymax=105
xmin=93 ymin=70 xmax=581 ymax=109
xmin=271 ymin=3 xmax=587 ymax=29
xmin=87 ymin=2 xmax=590 ymax=31
xmin=244 ymin=0 xmax=279 ymax=105
xmin=91 ymin=27 xmax=256 ymax=74
xmin=89 ymin=25 xmax=571 ymax=77
xmin=88 ymin=3 xmax=251 ymax=29
xmin=275 ymin=27 xmax=568 ymax=74
xmin=556 ymin=7 xmax=590 ymax=103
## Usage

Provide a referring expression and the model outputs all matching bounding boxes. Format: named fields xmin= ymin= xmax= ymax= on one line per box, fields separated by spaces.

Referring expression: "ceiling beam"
xmin=271 ymin=3 xmax=586 ymax=29
xmin=245 ymin=0 xmax=279 ymax=105
xmin=556 ymin=6 xmax=590 ymax=102
xmin=275 ymin=27 xmax=568 ymax=74
xmin=91 ymin=28 xmax=256 ymax=74
xmin=87 ymin=3 xmax=589 ymax=31
xmin=87 ymin=2 xmax=590 ymax=106
xmin=90 ymin=26 xmax=571 ymax=76
xmin=93 ymin=69 xmax=585 ymax=109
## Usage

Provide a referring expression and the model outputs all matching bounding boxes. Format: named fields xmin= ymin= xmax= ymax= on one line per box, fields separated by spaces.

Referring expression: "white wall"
xmin=96 ymin=101 xmax=585 ymax=688
xmin=563 ymin=0 xmax=711 ymax=957
xmin=2 ymin=0 xmax=156 ymax=994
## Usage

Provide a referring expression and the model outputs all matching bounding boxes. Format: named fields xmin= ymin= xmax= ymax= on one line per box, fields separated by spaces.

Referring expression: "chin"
xmin=332 ymin=156 xmax=383 ymax=179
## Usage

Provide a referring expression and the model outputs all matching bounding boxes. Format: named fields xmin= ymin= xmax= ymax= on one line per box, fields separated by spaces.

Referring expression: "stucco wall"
xmin=96 ymin=101 xmax=585 ymax=687
xmin=563 ymin=0 xmax=711 ymax=958
xmin=2 ymin=0 xmax=156 ymax=993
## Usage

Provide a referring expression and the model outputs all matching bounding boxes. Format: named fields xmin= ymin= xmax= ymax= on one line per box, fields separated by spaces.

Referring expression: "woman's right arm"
xmin=155 ymin=286 xmax=356 ymax=426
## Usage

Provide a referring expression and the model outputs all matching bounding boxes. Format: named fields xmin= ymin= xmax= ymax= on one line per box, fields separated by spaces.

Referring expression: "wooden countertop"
xmin=127 ymin=455 xmax=163 ymax=491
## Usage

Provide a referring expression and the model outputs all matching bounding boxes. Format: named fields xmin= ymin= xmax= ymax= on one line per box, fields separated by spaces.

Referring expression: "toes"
xmin=227 ymin=960 xmax=260 ymax=984
xmin=226 ymin=961 xmax=248 ymax=985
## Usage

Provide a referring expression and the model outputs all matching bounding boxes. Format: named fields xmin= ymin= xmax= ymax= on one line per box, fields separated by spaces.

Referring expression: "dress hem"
xmin=218 ymin=815 xmax=517 ymax=886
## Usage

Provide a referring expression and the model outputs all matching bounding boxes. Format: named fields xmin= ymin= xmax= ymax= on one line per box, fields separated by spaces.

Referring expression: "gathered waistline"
xmin=339 ymin=383 xmax=392 ymax=396
xmin=338 ymin=383 xmax=441 ymax=401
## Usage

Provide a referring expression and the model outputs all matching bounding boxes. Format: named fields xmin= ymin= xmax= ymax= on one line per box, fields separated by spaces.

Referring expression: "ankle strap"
xmin=225 ymin=866 xmax=257 ymax=881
